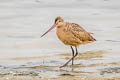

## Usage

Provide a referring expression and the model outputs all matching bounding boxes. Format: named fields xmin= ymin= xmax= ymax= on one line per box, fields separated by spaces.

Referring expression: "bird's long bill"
xmin=41 ymin=24 xmax=56 ymax=37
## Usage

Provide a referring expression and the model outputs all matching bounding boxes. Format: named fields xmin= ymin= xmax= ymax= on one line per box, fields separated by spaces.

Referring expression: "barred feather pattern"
xmin=56 ymin=22 xmax=96 ymax=46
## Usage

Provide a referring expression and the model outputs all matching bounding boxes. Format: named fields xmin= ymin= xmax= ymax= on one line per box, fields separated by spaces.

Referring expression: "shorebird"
xmin=41 ymin=16 xmax=96 ymax=68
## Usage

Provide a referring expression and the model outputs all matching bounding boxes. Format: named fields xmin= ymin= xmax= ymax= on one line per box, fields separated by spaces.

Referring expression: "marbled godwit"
xmin=41 ymin=16 xmax=96 ymax=68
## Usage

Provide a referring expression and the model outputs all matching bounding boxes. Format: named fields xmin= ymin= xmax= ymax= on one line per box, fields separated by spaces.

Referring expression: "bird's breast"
xmin=56 ymin=27 xmax=81 ymax=46
xmin=56 ymin=27 xmax=67 ymax=43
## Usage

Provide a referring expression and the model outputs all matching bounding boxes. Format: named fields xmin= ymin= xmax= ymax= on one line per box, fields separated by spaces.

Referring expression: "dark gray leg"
xmin=60 ymin=46 xmax=78 ymax=68
xmin=71 ymin=46 xmax=74 ymax=65
xmin=75 ymin=46 xmax=78 ymax=58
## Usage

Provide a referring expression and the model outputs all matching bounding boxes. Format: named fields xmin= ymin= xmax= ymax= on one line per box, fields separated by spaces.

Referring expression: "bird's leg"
xmin=71 ymin=46 xmax=74 ymax=65
xmin=60 ymin=46 xmax=78 ymax=68
xmin=75 ymin=46 xmax=78 ymax=60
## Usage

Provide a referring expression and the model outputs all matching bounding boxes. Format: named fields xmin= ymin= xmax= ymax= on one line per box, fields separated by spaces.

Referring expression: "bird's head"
xmin=54 ymin=16 xmax=64 ymax=27
xmin=41 ymin=16 xmax=65 ymax=37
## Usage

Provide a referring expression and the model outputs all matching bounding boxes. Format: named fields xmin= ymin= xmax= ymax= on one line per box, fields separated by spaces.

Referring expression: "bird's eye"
xmin=59 ymin=20 xmax=61 ymax=22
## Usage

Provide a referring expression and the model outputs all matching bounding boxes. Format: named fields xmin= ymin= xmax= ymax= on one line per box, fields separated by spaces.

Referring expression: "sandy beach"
xmin=0 ymin=0 xmax=120 ymax=80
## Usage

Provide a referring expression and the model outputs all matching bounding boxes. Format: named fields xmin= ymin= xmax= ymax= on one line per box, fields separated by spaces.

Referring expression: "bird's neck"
xmin=57 ymin=22 xmax=66 ymax=28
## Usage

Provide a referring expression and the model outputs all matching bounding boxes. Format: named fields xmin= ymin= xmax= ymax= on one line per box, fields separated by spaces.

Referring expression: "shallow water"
xmin=0 ymin=0 xmax=120 ymax=79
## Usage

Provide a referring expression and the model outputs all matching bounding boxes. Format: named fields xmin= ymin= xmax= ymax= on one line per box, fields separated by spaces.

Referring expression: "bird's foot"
xmin=59 ymin=63 xmax=68 ymax=68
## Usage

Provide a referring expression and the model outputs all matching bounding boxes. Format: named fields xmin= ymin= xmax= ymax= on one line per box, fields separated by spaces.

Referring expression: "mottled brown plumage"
xmin=41 ymin=16 xmax=96 ymax=68
xmin=55 ymin=16 xmax=96 ymax=47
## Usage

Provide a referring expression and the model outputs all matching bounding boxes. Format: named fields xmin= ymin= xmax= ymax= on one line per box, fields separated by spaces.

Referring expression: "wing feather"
xmin=69 ymin=23 xmax=96 ymax=42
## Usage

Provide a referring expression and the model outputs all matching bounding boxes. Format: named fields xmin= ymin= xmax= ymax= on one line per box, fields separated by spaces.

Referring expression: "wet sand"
xmin=0 ymin=50 xmax=120 ymax=80
xmin=0 ymin=76 xmax=120 ymax=80
xmin=0 ymin=0 xmax=120 ymax=80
